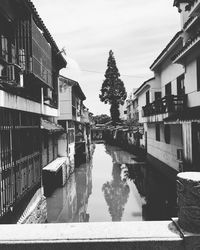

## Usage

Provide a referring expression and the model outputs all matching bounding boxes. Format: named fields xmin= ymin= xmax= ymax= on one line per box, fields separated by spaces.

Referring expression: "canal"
xmin=46 ymin=143 xmax=177 ymax=223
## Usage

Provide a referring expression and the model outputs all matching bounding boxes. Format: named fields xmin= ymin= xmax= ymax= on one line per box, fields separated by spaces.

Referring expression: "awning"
xmin=41 ymin=119 xmax=65 ymax=133
xmin=164 ymin=107 xmax=200 ymax=124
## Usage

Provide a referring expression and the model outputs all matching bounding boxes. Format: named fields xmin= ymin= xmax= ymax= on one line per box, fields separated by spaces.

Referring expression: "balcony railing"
xmin=142 ymin=95 xmax=187 ymax=117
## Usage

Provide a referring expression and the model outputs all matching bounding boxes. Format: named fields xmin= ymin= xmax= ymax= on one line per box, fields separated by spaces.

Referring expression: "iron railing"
xmin=142 ymin=95 xmax=187 ymax=117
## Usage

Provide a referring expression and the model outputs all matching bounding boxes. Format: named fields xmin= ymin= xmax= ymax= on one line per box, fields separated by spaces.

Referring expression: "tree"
xmin=93 ymin=114 xmax=111 ymax=124
xmin=99 ymin=50 xmax=127 ymax=124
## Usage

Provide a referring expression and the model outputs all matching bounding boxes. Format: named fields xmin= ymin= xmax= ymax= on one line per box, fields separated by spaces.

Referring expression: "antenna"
xmin=57 ymin=47 xmax=66 ymax=56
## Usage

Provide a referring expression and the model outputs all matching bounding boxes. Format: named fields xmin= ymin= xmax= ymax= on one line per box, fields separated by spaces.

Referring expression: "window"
xmin=197 ymin=57 xmax=200 ymax=91
xmin=44 ymin=134 xmax=48 ymax=149
xmin=155 ymin=91 xmax=161 ymax=100
xmin=177 ymin=75 xmax=185 ymax=95
xmin=1 ymin=35 xmax=8 ymax=61
xmin=164 ymin=125 xmax=170 ymax=144
xmin=155 ymin=124 xmax=160 ymax=141
xmin=165 ymin=82 xmax=171 ymax=96
xmin=146 ymin=90 xmax=150 ymax=105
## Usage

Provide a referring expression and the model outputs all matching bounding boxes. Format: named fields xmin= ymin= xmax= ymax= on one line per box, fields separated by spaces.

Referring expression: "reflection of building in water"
xmin=102 ymin=163 xmax=130 ymax=221
xmin=46 ymin=157 xmax=93 ymax=223
xmin=127 ymin=163 xmax=176 ymax=221
xmin=105 ymin=144 xmax=138 ymax=165
xmin=46 ymin=174 xmax=77 ymax=223
xmin=127 ymin=163 xmax=147 ymax=197
xmin=74 ymin=162 xmax=92 ymax=222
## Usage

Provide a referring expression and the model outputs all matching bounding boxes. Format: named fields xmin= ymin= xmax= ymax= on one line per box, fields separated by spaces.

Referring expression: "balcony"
xmin=142 ymin=95 xmax=187 ymax=122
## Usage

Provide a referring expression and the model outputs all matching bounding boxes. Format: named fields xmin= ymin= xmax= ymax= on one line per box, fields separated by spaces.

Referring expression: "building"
xmin=58 ymin=75 xmax=91 ymax=167
xmin=126 ymin=89 xmax=140 ymax=148
xmin=0 ymin=0 xmax=66 ymax=220
xmin=137 ymin=0 xmax=200 ymax=177
xmin=119 ymin=103 xmax=127 ymax=121
xmin=126 ymin=88 xmax=138 ymax=122
xmin=171 ymin=0 xmax=200 ymax=171
xmin=134 ymin=77 xmax=161 ymax=152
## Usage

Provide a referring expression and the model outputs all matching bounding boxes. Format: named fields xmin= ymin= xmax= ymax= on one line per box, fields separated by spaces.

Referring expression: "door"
xmin=165 ymin=82 xmax=171 ymax=96
xmin=192 ymin=123 xmax=200 ymax=170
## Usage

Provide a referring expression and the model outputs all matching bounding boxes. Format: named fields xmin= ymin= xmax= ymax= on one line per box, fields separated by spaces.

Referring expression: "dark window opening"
xmin=165 ymin=82 xmax=171 ymax=96
xmin=197 ymin=57 xmax=200 ymax=91
xmin=177 ymin=74 xmax=185 ymax=95
xmin=155 ymin=91 xmax=161 ymax=100
xmin=58 ymin=120 xmax=66 ymax=130
xmin=164 ymin=125 xmax=170 ymax=144
xmin=146 ymin=90 xmax=150 ymax=105
xmin=156 ymin=124 xmax=160 ymax=141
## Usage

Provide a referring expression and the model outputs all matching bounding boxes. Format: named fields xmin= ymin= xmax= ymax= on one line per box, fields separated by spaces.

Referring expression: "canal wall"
xmin=103 ymin=128 xmax=146 ymax=157
xmin=103 ymin=128 xmax=179 ymax=181
xmin=0 ymin=220 xmax=199 ymax=249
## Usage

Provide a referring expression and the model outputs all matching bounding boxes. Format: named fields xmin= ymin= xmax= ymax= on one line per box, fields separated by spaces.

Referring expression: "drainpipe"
xmin=41 ymin=87 xmax=44 ymax=115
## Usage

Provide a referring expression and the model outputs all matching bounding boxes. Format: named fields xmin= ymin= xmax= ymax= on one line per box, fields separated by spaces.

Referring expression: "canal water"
xmin=46 ymin=143 xmax=177 ymax=223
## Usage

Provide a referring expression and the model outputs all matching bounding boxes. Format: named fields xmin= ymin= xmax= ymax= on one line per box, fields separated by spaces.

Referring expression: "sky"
xmin=32 ymin=0 xmax=180 ymax=115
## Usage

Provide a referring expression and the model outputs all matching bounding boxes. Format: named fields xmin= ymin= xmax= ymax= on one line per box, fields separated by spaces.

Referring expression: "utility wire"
xmin=66 ymin=67 xmax=148 ymax=79
xmin=81 ymin=69 xmax=146 ymax=78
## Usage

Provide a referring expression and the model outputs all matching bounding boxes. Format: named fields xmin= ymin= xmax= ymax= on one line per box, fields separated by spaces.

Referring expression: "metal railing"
xmin=0 ymin=152 xmax=41 ymax=218
xmin=142 ymin=95 xmax=187 ymax=117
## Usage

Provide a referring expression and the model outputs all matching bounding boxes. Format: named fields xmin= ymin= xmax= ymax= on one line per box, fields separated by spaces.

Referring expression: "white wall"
xmin=59 ymin=85 xmax=72 ymax=120
xmin=119 ymin=103 xmax=127 ymax=120
xmin=184 ymin=57 xmax=200 ymax=108
xmin=147 ymin=123 xmax=183 ymax=171
xmin=137 ymin=78 xmax=161 ymax=124
xmin=0 ymin=90 xmax=58 ymax=117
xmin=160 ymin=60 xmax=185 ymax=96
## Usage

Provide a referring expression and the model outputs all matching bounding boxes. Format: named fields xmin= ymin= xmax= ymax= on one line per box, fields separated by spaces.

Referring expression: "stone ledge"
xmin=0 ymin=221 xmax=186 ymax=250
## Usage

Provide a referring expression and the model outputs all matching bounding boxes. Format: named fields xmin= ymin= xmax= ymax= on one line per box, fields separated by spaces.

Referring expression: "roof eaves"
xmin=172 ymin=30 xmax=200 ymax=62
xmin=150 ymin=31 xmax=183 ymax=71
xmin=134 ymin=77 xmax=155 ymax=96
xmin=25 ymin=0 xmax=66 ymax=65
xmin=59 ymin=75 xmax=86 ymax=101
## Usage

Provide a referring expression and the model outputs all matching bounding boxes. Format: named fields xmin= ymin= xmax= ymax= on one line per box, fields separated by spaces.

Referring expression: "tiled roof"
xmin=41 ymin=119 xmax=65 ymax=133
xmin=185 ymin=0 xmax=198 ymax=11
xmin=150 ymin=31 xmax=183 ymax=70
xmin=183 ymin=16 xmax=196 ymax=29
xmin=59 ymin=75 xmax=86 ymax=101
xmin=134 ymin=77 xmax=155 ymax=96
xmin=173 ymin=0 xmax=190 ymax=7
xmin=25 ymin=0 xmax=66 ymax=65
xmin=172 ymin=30 xmax=200 ymax=61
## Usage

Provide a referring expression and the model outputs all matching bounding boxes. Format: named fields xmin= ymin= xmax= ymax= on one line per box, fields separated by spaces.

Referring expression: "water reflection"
xmin=46 ymin=160 xmax=92 ymax=223
xmin=102 ymin=163 xmax=130 ymax=221
xmin=46 ymin=143 xmax=177 ymax=223
xmin=127 ymin=163 xmax=177 ymax=220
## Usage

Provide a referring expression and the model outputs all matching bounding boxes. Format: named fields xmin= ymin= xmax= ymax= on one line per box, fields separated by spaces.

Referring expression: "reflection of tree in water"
xmin=102 ymin=163 xmax=130 ymax=221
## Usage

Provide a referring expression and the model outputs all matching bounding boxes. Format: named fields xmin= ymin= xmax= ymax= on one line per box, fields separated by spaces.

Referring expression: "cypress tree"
xmin=99 ymin=50 xmax=127 ymax=124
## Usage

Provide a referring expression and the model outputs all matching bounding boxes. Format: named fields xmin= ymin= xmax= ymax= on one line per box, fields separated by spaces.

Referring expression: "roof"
xmin=183 ymin=15 xmax=196 ymax=30
xmin=185 ymin=0 xmax=198 ymax=11
xmin=150 ymin=31 xmax=183 ymax=71
xmin=24 ymin=0 xmax=66 ymax=66
xmin=43 ymin=157 xmax=67 ymax=172
xmin=41 ymin=119 xmax=65 ymax=133
xmin=134 ymin=77 xmax=155 ymax=96
xmin=59 ymin=75 xmax=86 ymax=100
xmin=164 ymin=106 xmax=200 ymax=123
xmin=173 ymin=0 xmax=190 ymax=7
xmin=172 ymin=29 xmax=200 ymax=62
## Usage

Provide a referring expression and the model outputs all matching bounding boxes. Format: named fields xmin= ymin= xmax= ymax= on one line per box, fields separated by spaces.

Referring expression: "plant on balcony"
xmin=99 ymin=50 xmax=127 ymax=125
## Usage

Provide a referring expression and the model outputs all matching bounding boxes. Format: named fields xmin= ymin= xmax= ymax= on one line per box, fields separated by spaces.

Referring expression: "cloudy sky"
xmin=32 ymin=0 xmax=180 ymax=115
